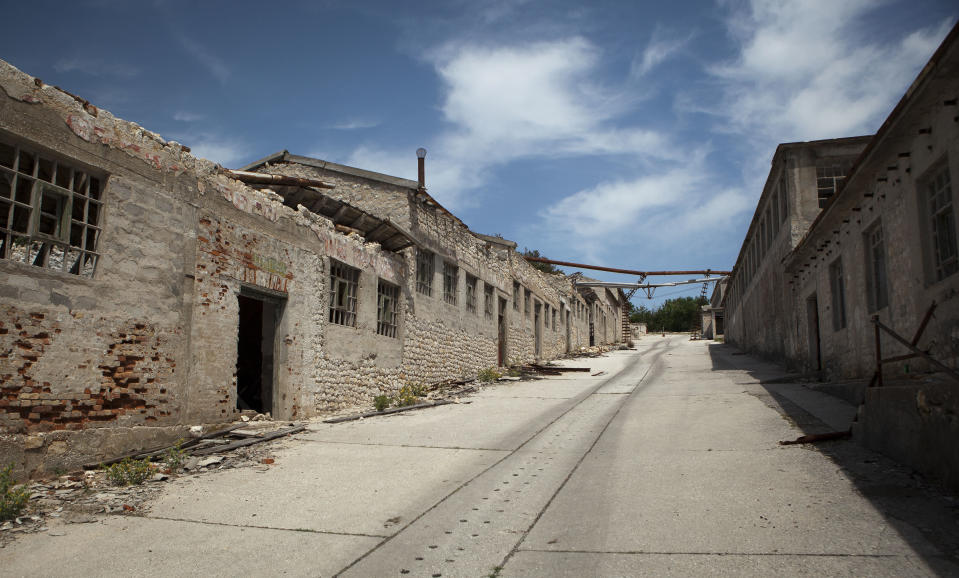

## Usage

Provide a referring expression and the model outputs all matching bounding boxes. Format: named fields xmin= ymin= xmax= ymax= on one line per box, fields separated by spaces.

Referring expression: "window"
xmin=484 ymin=283 xmax=494 ymax=320
xmin=0 ymin=139 xmax=104 ymax=276
xmin=416 ymin=248 xmax=434 ymax=296
xmin=513 ymin=281 xmax=520 ymax=310
xmin=443 ymin=260 xmax=458 ymax=305
xmin=816 ymin=160 xmax=851 ymax=208
xmin=329 ymin=259 xmax=360 ymax=326
xmin=465 ymin=273 xmax=477 ymax=313
xmin=924 ymin=164 xmax=957 ymax=282
xmin=544 ymin=304 xmax=550 ymax=328
xmin=552 ymin=308 xmax=557 ymax=331
xmin=377 ymin=280 xmax=399 ymax=337
xmin=864 ymin=221 xmax=888 ymax=312
xmin=829 ymin=257 xmax=846 ymax=331
xmin=524 ymin=288 xmax=531 ymax=317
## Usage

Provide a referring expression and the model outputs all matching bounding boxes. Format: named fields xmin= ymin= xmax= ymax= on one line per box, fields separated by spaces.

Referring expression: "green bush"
xmin=373 ymin=395 xmax=390 ymax=412
xmin=103 ymin=457 xmax=155 ymax=486
xmin=477 ymin=367 xmax=502 ymax=382
xmin=0 ymin=464 xmax=30 ymax=521
xmin=164 ymin=440 xmax=186 ymax=473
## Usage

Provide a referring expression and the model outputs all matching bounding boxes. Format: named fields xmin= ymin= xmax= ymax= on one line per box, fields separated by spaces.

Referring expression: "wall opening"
xmin=565 ymin=310 xmax=572 ymax=353
xmin=805 ymin=293 xmax=821 ymax=372
xmin=534 ymin=301 xmax=542 ymax=359
xmin=236 ymin=288 xmax=285 ymax=415
xmin=498 ymin=297 xmax=508 ymax=366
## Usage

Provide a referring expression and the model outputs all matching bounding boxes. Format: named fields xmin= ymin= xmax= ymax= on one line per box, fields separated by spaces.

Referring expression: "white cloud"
xmin=178 ymin=36 xmax=230 ymax=84
xmin=328 ymin=118 xmax=380 ymax=130
xmin=711 ymin=0 xmax=951 ymax=142
xmin=173 ymin=111 xmax=205 ymax=122
xmin=339 ymin=37 xmax=680 ymax=210
xmin=631 ymin=27 xmax=693 ymax=78
xmin=181 ymin=135 xmax=248 ymax=167
xmin=53 ymin=57 xmax=139 ymax=78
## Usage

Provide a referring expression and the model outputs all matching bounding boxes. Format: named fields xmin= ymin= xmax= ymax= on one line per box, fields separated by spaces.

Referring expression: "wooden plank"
xmin=188 ymin=425 xmax=307 ymax=456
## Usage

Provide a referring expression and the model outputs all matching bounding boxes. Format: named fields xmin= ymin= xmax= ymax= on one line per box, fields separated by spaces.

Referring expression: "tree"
xmin=628 ymin=296 xmax=706 ymax=332
xmin=522 ymin=248 xmax=560 ymax=274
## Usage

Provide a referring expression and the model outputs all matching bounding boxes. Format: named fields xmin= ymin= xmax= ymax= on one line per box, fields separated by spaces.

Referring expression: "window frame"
xmin=484 ymin=283 xmax=494 ymax=320
xmin=864 ymin=220 xmax=889 ymax=312
xmin=0 ymin=139 xmax=105 ymax=277
xmin=465 ymin=273 xmax=478 ymax=314
xmin=376 ymin=279 xmax=399 ymax=338
xmin=443 ymin=260 xmax=458 ymax=305
xmin=329 ymin=259 xmax=360 ymax=327
xmin=923 ymin=162 xmax=957 ymax=283
xmin=416 ymin=248 xmax=434 ymax=296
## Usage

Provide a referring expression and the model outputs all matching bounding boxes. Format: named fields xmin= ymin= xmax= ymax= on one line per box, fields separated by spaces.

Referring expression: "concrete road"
xmin=3 ymin=337 xmax=958 ymax=576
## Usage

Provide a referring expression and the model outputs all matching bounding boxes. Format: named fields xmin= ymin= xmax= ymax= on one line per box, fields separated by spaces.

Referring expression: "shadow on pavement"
xmin=706 ymin=342 xmax=959 ymax=576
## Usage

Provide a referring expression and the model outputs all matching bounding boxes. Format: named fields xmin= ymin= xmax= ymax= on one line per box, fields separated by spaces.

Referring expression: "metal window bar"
xmin=377 ymin=280 xmax=399 ymax=338
xmin=443 ymin=261 xmax=458 ymax=305
xmin=0 ymin=140 xmax=102 ymax=276
xmin=416 ymin=248 xmax=434 ymax=296
xmin=329 ymin=260 xmax=359 ymax=326
xmin=465 ymin=274 xmax=477 ymax=313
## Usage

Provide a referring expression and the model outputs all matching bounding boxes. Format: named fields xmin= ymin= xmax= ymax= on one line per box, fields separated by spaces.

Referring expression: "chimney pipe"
xmin=416 ymin=147 xmax=427 ymax=189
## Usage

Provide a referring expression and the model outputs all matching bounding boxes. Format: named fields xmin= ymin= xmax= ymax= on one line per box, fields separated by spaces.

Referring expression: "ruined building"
xmin=724 ymin=22 xmax=959 ymax=490
xmin=0 ymin=59 xmax=625 ymax=476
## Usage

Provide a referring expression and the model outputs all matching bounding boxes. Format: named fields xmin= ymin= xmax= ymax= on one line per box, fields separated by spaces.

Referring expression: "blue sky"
xmin=1 ymin=0 xmax=955 ymax=307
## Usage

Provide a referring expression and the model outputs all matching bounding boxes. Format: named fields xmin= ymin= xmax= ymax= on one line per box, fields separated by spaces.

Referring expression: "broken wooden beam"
xmin=189 ymin=425 xmax=307 ymax=456
xmin=780 ymin=430 xmax=851 ymax=445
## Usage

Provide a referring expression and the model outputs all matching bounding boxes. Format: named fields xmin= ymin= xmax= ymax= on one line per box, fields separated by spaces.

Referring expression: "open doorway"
xmin=236 ymin=288 xmax=285 ymax=415
xmin=534 ymin=302 xmax=542 ymax=359
xmin=805 ymin=293 xmax=821 ymax=372
xmin=497 ymin=297 xmax=508 ymax=366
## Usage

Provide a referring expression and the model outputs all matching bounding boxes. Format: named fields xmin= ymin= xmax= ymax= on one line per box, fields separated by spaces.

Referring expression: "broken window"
xmin=377 ymin=279 xmax=399 ymax=338
xmin=329 ymin=259 xmax=359 ymax=326
xmin=416 ymin=248 xmax=434 ymax=296
xmin=552 ymin=308 xmax=557 ymax=331
xmin=513 ymin=281 xmax=520 ymax=311
xmin=816 ymin=160 xmax=851 ymax=208
xmin=829 ymin=257 xmax=846 ymax=331
xmin=924 ymin=163 xmax=957 ymax=282
xmin=524 ymin=288 xmax=531 ymax=318
xmin=484 ymin=283 xmax=494 ymax=320
xmin=0 ymin=139 xmax=104 ymax=276
xmin=443 ymin=260 xmax=458 ymax=305
xmin=864 ymin=220 xmax=888 ymax=312
xmin=465 ymin=273 xmax=477 ymax=314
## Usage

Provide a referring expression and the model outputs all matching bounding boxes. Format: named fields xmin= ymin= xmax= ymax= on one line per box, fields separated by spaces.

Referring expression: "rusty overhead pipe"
xmin=522 ymin=256 xmax=731 ymax=277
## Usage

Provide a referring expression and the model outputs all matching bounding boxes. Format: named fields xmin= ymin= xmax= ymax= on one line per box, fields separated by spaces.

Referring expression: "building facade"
xmin=0 ymin=59 xmax=624 ymax=477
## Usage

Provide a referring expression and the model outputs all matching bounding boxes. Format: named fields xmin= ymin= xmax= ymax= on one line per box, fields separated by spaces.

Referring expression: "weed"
xmin=0 ymin=464 xmax=30 ymax=521
xmin=103 ymin=457 xmax=155 ymax=486
xmin=487 ymin=566 xmax=503 ymax=578
xmin=477 ymin=367 xmax=502 ymax=382
xmin=163 ymin=439 xmax=186 ymax=473
xmin=373 ymin=395 xmax=391 ymax=412
xmin=395 ymin=385 xmax=421 ymax=407
xmin=506 ymin=367 xmax=522 ymax=378
xmin=409 ymin=383 xmax=428 ymax=397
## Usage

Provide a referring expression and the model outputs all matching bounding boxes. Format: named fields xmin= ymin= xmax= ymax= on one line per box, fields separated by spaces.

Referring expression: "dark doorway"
xmin=534 ymin=302 xmax=542 ymax=359
xmin=497 ymin=297 xmax=508 ymax=366
xmin=806 ymin=294 xmax=822 ymax=372
xmin=236 ymin=289 xmax=284 ymax=414
xmin=565 ymin=310 xmax=572 ymax=353
xmin=715 ymin=313 xmax=725 ymax=336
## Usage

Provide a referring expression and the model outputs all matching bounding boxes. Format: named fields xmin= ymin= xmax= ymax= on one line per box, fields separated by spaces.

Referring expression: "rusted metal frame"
xmin=871 ymin=301 xmax=939 ymax=386
xmin=522 ymin=256 xmax=730 ymax=277
xmin=227 ymin=169 xmax=335 ymax=189
xmin=881 ymin=352 xmax=924 ymax=364
xmin=872 ymin=315 xmax=959 ymax=384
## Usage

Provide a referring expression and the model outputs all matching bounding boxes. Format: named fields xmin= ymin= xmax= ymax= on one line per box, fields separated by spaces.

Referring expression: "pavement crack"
xmin=146 ymin=515 xmax=389 ymax=538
